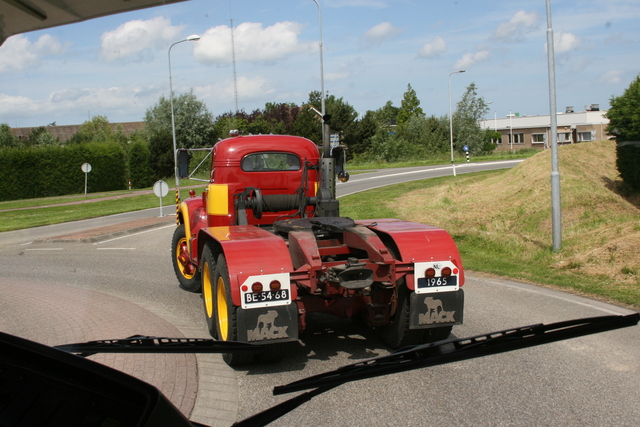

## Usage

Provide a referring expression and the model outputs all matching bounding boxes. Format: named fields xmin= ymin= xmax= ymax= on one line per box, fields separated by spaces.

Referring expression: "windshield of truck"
xmin=241 ymin=153 xmax=300 ymax=172
xmin=1 ymin=1 xmax=639 ymax=427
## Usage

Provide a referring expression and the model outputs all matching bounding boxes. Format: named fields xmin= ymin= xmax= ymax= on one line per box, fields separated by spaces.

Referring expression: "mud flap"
xmin=236 ymin=303 xmax=298 ymax=343
xmin=409 ymin=289 xmax=464 ymax=329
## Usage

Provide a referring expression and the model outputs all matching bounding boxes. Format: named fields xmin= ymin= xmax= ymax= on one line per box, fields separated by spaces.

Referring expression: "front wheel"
xmin=171 ymin=224 xmax=201 ymax=293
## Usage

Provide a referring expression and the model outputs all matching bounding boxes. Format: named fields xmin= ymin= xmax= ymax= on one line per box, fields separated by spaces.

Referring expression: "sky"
xmin=1 ymin=0 xmax=639 ymax=129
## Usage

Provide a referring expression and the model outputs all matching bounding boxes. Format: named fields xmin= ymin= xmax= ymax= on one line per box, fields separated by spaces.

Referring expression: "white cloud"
xmin=195 ymin=76 xmax=275 ymax=103
xmin=0 ymin=34 xmax=67 ymax=72
xmin=193 ymin=21 xmax=314 ymax=64
xmin=492 ymin=10 xmax=540 ymax=42
xmin=453 ymin=50 xmax=490 ymax=70
xmin=552 ymin=31 xmax=581 ymax=53
xmin=100 ymin=17 xmax=184 ymax=62
xmin=0 ymin=87 xmax=146 ymax=124
xmin=325 ymin=71 xmax=350 ymax=81
xmin=360 ymin=22 xmax=402 ymax=47
xmin=418 ymin=36 xmax=446 ymax=58
xmin=0 ymin=93 xmax=38 ymax=115
xmin=599 ymin=70 xmax=624 ymax=84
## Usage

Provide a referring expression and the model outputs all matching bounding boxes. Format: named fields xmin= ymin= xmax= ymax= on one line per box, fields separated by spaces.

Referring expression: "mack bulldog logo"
xmin=418 ymin=297 xmax=456 ymax=325
xmin=246 ymin=310 xmax=290 ymax=342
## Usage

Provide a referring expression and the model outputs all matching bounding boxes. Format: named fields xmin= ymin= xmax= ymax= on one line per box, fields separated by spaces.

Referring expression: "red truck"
xmin=171 ymin=132 xmax=464 ymax=365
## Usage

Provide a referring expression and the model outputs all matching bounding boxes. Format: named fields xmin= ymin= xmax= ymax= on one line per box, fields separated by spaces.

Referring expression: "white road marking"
xmin=93 ymin=224 xmax=174 ymax=245
xmin=24 ymin=248 xmax=63 ymax=251
xmin=96 ymin=247 xmax=137 ymax=250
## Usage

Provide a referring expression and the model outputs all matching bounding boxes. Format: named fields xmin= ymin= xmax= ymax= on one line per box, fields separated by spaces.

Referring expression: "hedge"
xmin=0 ymin=142 xmax=126 ymax=201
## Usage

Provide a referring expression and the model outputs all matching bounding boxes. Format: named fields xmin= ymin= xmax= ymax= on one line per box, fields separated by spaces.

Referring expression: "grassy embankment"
xmin=341 ymin=140 xmax=640 ymax=308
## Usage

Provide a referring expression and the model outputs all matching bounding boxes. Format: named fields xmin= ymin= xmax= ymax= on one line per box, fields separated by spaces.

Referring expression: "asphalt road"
xmin=1 ymin=160 xmax=638 ymax=426
xmin=337 ymin=160 xmax=524 ymax=198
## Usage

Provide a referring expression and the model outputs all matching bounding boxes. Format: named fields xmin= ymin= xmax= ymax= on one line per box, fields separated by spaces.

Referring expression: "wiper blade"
xmin=275 ymin=314 xmax=638 ymax=396
xmin=234 ymin=314 xmax=638 ymax=426
xmin=54 ymin=335 xmax=263 ymax=358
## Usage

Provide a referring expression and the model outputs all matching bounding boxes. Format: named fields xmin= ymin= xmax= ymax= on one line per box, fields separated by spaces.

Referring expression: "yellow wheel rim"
xmin=216 ymin=276 xmax=229 ymax=341
xmin=203 ymin=262 xmax=213 ymax=319
xmin=176 ymin=238 xmax=195 ymax=280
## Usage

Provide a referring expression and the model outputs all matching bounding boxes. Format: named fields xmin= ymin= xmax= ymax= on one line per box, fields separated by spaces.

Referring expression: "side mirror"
xmin=338 ymin=171 xmax=350 ymax=183
xmin=178 ymin=150 xmax=189 ymax=178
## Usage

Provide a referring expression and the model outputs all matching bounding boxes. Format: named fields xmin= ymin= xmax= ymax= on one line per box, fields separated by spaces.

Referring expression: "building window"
xmin=531 ymin=133 xmax=545 ymax=144
xmin=508 ymin=133 xmax=525 ymax=144
xmin=558 ymin=132 xmax=571 ymax=143
xmin=578 ymin=131 xmax=593 ymax=142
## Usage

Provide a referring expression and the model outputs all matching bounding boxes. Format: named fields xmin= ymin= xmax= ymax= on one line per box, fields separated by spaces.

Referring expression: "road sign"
xmin=153 ymin=180 xmax=169 ymax=197
xmin=81 ymin=163 xmax=91 ymax=196
xmin=463 ymin=145 xmax=469 ymax=152
xmin=153 ymin=180 xmax=169 ymax=217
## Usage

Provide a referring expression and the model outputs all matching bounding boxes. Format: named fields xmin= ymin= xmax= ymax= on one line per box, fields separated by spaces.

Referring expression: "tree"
xmin=145 ymin=91 xmax=215 ymax=179
xmin=25 ymin=127 xmax=59 ymax=147
xmin=293 ymin=91 xmax=358 ymax=147
xmin=396 ymin=84 xmax=424 ymax=127
xmin=213 ymin=113 xmax=249 ymax=140
xmin=373 ymin=101 xmax=399 ymax=129
xmin=397 ymin=115 xmax=450 ymax=155
xmin=263 ymin=102 xmax=300 ymax=134
xmin=145 ymin=91 xmax=215 ymax=148
xmin=67 ymin=116 xmax=125 ymax=145
xmin=452 ymin=82 xmax=489 ymax=155
xmin=347 ymin=111 xmax=377 ymax=157
xmin=606 ymin=75 xmax=640 ymax=190
xmin=0 ymin=124 xmax=17 ymax=149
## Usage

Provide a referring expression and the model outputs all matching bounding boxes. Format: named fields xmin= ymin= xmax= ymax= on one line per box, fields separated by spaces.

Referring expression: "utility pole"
xmin=546 ymin=0 xmax=562 ymax=252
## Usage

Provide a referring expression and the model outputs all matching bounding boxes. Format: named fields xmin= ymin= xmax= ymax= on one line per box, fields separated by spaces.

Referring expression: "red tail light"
xmin=269 ymin=280 xmax=281 ymax=291
xmin=442 ymin=267 xmax=452 ymax=277
xmin=251 ymin=282 xmax=263 ymax=293
xmin=425 ymin=268 xmax=436 ymax=278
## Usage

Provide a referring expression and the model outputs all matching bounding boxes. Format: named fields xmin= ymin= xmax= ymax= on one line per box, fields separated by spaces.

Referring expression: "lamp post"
xmin=168 ymin=34 xmax=199 ymax=221
xmin=311 ymin=0 xmax=326 ymax=145
xmin=448 ymin=69 xmax=465 ymax=176
xmin=546 ymin=0 xmax=562 ymax=252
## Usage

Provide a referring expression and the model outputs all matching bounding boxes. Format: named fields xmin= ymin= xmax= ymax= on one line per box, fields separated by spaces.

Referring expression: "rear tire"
xmin=213 ymin=254 xmax=255 ymax=366
xmin=379 ymin=284 xmax=424 ymax=349
xmin=424 ymin=326 xmax=453 ymax=343
xmin=171 ymin=224 xmax=201 ymax=293
xmin=201 ymin=244 xmax=218 ymax=338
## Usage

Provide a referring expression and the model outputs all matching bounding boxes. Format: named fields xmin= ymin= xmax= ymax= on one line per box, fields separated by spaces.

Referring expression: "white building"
xmin=479 ymin=105 xmax=609 ymax=151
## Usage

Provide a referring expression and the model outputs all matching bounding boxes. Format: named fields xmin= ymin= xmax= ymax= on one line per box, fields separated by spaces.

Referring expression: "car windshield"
xmin=1 ymin=1 xmax=639 ymax=427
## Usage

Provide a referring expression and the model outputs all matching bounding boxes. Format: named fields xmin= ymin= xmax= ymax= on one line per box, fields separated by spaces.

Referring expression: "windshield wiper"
xmin=234 ymin=314 xmax=638 ymax=427
xmin=54 ymin=335 xmax=263 ymax=358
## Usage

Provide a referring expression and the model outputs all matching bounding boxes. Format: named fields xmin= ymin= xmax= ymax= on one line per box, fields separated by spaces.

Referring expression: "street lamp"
xmin=168 ymin=34 xmax=200 ymax=219
xmin=448 ymin=69 xmax=465 ymax=176
xmin=311 ymin=0 xmax=326 ymax=145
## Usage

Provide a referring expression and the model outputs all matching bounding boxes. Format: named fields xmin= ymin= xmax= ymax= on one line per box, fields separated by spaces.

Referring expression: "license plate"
xmin=244 ymin=289 xmax=290 ymax=305
xmin=417 ymin=276 xmax=458 ymax=290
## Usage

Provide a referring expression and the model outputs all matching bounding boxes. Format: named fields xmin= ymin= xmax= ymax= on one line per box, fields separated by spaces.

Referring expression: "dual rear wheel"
xmin=379 ymin=283 xmax=452 ymax=349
